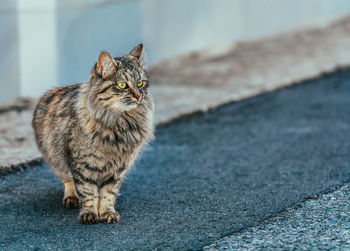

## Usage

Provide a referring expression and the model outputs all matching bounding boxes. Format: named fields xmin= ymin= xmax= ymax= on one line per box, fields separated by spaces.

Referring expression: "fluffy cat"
xmin=32 ymin=44 xmax=154 ymax=224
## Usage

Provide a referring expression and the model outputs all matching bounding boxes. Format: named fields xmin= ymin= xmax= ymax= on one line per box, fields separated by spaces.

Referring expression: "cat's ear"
xmin=96 ymin=51 xmax=120 ymax=79
xmin=129 ymin=43 xmax=144 ymax=63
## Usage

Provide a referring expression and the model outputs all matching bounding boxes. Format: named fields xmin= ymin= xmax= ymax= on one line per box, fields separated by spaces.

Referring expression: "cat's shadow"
xmin=21 ymin=189 xmax=74 ymax=214
xmin=28 ymin=189 xmax=126 ymax=215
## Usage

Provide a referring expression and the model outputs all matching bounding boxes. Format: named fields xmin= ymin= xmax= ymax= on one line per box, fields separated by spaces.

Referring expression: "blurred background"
xmin=1 ymin=0 xmax=350 ymax=104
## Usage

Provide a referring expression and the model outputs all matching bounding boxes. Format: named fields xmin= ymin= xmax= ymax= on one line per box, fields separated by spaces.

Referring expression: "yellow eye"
xmin=118 ymin=82 xmax=127 ymax=89
xmin=137 ymin=80 xmax=144 ymax=87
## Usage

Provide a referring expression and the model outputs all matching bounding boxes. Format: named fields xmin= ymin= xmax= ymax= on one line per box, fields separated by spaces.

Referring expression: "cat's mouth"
xmin=122 ymin=99 xmax=143 ymax=110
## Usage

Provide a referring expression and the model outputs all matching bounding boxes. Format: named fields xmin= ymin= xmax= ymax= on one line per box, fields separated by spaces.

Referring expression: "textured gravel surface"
xmin=0 ymin=69 xmax=349 ymax=250
xmin=204 ymin=183 xmax=350 ymax=250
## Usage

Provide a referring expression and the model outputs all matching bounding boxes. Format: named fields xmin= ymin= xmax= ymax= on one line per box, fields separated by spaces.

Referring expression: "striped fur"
xmin=32 ymin=44 xmax=154 ymax=224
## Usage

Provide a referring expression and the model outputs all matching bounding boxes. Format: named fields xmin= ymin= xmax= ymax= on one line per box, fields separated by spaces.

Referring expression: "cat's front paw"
xmin=100 ymin=211 xmax=120 ymax=224
xmin=79 ymin=211 xmax=98 ymax=224
xmin=63 ymin=196 xmax=79 ymax=209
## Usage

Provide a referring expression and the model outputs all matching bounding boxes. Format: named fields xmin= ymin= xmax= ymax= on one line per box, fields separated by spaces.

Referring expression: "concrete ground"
xmin=3 ymin=15 xmax=350 ymax=169
xmin=1 ymin=68 xmax=350 ymax=250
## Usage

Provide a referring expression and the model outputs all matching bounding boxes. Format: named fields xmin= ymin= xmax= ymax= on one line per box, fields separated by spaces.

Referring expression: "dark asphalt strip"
xmin=1 ymin=70 xmax=350 ymax=251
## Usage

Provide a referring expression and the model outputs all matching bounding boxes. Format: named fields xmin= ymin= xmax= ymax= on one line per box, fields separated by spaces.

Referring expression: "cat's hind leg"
xmin=63 ymin=179 xmax=79 ymax=209
xmin=44 ymin=156 xmax=79 ymax=209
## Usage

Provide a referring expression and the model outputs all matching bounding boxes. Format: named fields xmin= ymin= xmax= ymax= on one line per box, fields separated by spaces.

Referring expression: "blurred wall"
xmin=0 ymin=1 xmax=19 ymax=104
xmin=1 ymin=0 xmax=350 ymax=103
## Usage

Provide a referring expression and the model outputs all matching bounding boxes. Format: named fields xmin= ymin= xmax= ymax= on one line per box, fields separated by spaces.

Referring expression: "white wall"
xmin=1 ymin=0 xmax=350 ymax=103
xmin=0 ymin=1 xmax=19 ymax=104
xmin=17 ymin=0 xmax=58 ymax=100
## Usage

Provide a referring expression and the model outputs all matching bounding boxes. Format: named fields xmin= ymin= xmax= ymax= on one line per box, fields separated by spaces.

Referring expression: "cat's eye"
xmin=118 ymin=82 xmax=127 ymax=89
xmin=137 ymin=80 xmax=144 ymax=87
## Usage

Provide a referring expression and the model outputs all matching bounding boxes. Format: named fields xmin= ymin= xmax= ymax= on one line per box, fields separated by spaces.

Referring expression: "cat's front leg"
xmin=71 ymin=168 xmax=99 ymax=224
xmin=98 ymin=176 xmax=122 ymax=224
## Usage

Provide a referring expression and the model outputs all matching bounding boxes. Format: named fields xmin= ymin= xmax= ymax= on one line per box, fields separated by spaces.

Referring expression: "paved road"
xmin=1 ymin=70 xmax=350 ymax=250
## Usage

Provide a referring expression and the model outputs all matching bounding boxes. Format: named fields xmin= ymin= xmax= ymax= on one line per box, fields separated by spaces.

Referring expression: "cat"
xmin=32 ymin=44 xmax=154 ymax=224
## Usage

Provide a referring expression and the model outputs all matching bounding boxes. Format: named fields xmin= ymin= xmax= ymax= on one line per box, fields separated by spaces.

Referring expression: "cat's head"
xmin=89 ymin=44 xmax=149 ymax=111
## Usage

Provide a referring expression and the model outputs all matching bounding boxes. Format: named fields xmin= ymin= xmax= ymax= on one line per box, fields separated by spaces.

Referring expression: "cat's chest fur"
xmin=70 ymin=99 xmax=154 ymax=178
xmin=90 ymin=112 xmax=151 ymax=160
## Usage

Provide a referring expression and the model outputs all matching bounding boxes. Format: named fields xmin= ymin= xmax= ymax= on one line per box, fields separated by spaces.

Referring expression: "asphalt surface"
xmin=1 ymin=69 xmax=350 ymax=250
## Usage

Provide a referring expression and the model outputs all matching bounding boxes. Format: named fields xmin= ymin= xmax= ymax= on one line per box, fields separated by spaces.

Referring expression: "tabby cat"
xmin=32 ymin=44 xmax=154 ymax=224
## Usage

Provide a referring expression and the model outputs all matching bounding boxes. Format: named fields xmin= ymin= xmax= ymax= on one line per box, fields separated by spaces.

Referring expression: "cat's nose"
xmin=133 ymin=91 xmax=141 ymax=101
